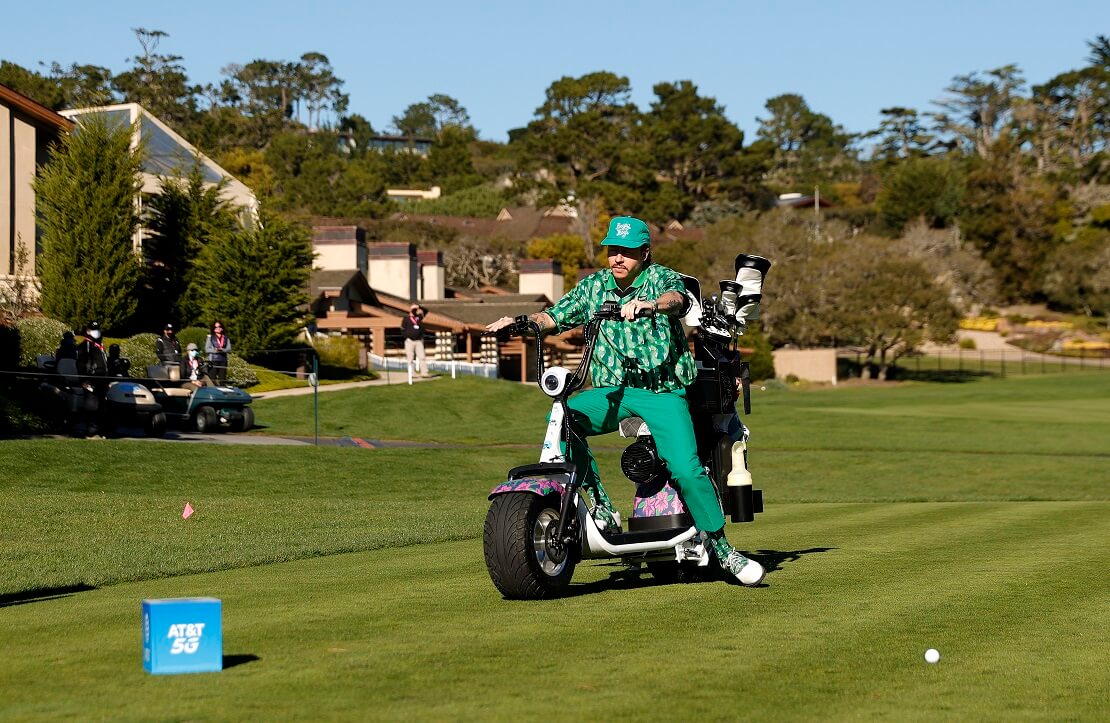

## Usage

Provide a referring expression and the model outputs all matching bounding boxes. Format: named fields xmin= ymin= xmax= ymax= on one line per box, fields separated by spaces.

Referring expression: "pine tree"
xmin=188 ymin=212 xmax=314 ymax=355
xmin=34 ymin=113 xmax=144 ymax=332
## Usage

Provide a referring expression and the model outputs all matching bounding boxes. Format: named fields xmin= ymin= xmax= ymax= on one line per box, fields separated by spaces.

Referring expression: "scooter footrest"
xmin=628 ymin=513 xmax=695 ymax=533
xmin=603 ymin=527 xmax=694 ymax=546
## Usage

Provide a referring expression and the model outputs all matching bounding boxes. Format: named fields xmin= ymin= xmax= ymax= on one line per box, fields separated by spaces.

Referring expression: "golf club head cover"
xmin=733 ymin=254 xmax=772 ymax=325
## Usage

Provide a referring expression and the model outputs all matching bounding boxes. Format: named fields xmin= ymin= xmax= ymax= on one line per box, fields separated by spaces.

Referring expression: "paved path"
xmin=251 ymin=374 xmax=438 ymax=399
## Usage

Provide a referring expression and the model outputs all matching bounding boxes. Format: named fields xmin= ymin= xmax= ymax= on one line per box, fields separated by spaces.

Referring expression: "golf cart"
xmin=36 ymin=355 xmax=166 ymax=437
xmin=144 ymin=364 xmax=255 ymax=433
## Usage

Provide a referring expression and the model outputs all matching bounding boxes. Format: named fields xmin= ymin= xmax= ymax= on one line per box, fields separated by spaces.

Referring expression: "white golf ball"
xmin=924 ymin=648 xmax=941 ymax=664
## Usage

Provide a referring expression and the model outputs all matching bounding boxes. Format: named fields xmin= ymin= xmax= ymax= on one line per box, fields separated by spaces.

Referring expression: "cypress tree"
xmin=188 ymin=212 xmax=314 ymax=356
xmin=34 ymin=113 xmax=144 ymax=332
xmin=142 ymin=160 xmax=238 ymax=327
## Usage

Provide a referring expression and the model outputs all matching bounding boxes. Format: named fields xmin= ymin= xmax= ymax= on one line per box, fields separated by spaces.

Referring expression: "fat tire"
xmin=484 ymin=493 xmax=575 ymax=599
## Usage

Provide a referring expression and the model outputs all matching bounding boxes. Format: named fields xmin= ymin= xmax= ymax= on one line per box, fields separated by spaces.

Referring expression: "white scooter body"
xmin=537 ymin=388 xmax=710 ymax=565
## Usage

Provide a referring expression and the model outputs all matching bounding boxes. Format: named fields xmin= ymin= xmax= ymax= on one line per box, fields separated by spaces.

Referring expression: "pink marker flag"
xmin=182 ymin=502 xmax=194 ymax=520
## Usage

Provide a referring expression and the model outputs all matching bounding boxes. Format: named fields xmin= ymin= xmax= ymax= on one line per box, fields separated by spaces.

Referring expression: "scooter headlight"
xmin=540 ymin=367 xmax=571 ymax=398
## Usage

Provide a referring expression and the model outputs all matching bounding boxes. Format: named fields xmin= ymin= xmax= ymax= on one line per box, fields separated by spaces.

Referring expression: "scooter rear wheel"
xmin=484 ymin=492 xmax=575 ymax=599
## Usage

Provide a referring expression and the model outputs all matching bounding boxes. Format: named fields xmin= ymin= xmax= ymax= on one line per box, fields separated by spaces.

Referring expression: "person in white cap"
xmin=183 ymin=342 xmax=207 ymax=387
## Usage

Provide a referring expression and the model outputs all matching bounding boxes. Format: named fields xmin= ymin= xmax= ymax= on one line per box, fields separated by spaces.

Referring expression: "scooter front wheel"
xmin=484 ymin=492 xmax=575 ymax=599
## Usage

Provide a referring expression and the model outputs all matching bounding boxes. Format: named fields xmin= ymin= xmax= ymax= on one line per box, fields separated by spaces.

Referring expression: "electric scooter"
xmin=483 ymin=254 xmax=772 ymax=599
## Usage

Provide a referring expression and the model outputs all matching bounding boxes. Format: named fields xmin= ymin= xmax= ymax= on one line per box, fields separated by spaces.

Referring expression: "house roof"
xmin=391 ymin=206 xmax=575 ymax=242
xmin=58 ymin=103 xmax=257 ymax=211
xmin=308 ymin=269 xmax=551 ymax=332
xmin=0 ymin=83 xmax=73 ymax=132
xmin=419 ymin=297 xmax=551 ymax=326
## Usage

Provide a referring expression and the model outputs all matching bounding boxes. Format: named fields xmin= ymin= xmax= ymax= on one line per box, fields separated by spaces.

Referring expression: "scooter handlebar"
xmin=484 ymin=315 xmax=538 ymax=342
xmin=593 ymin=300 xmax=655 ymax=321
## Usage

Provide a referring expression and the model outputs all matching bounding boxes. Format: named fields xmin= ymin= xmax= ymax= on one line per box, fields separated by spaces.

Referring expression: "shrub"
xmin=313 ymin=335 xmax=360 ymax=370
xmin=958 ymin=337 xmax=977 ymax=350
xmin=177 ymin=326 xmax=208 ymax=352
xmin=14 ymin=316 xmax=69 ymax=367
xmin=225 ymin=354 xmax=258 ymax=387
xmin=0 ymin=392 xmax=51 ymax=434
xmin=120 ymin=333 xmax=160 ymax=373
xmin=784 ymin=373 xmax=800 ymax=384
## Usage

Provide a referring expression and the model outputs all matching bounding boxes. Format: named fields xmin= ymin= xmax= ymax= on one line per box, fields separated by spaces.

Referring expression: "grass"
xmin=2 ymin=372 xmax=1109 ymax=719
xmin=248 ymin=364 xmax=377 ymax=393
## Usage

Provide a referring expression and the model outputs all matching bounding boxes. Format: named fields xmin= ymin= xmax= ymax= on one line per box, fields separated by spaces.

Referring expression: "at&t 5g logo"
xmin=167 ymin=623 xmax=206 ymax=654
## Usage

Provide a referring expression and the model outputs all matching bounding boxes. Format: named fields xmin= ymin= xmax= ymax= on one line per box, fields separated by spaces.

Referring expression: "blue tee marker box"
xmin=142 ymin=598 xmax=223 ymax=674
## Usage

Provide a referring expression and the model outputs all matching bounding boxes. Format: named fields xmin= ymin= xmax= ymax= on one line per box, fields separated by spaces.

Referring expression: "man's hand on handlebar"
xmin=485 ymin=313 xmax=552 ymax=340
xmin=620 ymin=298 xmax=656 ymax=321
xmin=485 ymin=316 xmax=516 ymax=334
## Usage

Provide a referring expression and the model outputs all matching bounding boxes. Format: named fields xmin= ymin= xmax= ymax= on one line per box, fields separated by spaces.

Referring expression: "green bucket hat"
xmin=600 ymin=216 xmax=651 ymax=249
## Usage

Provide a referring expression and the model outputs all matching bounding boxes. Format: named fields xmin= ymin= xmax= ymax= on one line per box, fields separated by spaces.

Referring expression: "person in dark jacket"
xmin=155 ymin=323 xmax=181 ymax=371
xmin=401 ymin=304 xmax=428 ymax=377
xmin=55 ymin=331 xmax=78 ymax=362
xmin=106 ymin=344 xmax=131 ymax=377
xmin=76 ymin=321 xmax=108 ymax=377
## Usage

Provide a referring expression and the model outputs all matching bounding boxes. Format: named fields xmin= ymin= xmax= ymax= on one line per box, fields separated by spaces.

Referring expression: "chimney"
xmin=367 ymin=242 xmax=417 ymax=300
xmin=519 ymin=258 xmax=564 ymax=303
xmin=418 ymin=249 xmax=445 ymax=301
xmin=313 ymin=226 xmax=367 ymax=273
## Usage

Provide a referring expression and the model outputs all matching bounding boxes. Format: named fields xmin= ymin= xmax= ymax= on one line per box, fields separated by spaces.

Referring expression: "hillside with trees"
xmin=3 ymin=30 xmax=1108 ymax=366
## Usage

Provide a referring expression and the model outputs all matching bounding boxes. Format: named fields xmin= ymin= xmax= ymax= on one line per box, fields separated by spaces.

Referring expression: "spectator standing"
xmin=401 ymin=304 xmax=428 ymax=377
xmin=155 ymin=323 xmax=181 ymax=370
xmin=204 ymin=320 xmax=232 ymax=384
xmin=55 ymin=330 xmax=78 ymax=362
xmin=106 ymin=344 xmax=131 ymax=377
xmin=76 ymin=321 xmax=107 ymax=377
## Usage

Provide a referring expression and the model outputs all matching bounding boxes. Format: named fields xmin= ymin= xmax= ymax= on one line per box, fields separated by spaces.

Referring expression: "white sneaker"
xmin=721 ymin=550 xmax=765 ymax=586
xmin=591 ymin=505 xmax=622 ymax=533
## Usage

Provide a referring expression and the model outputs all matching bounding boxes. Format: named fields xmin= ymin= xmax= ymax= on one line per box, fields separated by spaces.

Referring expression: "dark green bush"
xmin=177 ymin=326 xmax=208 ymax=352
xmin=120 ymin=333 xmax=160 ymax=373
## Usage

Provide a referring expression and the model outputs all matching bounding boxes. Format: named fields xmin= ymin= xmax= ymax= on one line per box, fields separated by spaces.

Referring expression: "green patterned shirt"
xmin=546 ymin=264 xmax=696 ymax=393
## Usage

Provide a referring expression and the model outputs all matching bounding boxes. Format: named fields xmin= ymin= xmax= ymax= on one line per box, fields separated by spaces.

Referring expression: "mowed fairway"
xmin=2 ymin=373 xmax=1108 ymax=719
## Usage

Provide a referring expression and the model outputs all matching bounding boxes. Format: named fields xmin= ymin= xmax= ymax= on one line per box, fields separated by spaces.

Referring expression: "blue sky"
xmin=3 ymin=1 xmax=1107 ymax=143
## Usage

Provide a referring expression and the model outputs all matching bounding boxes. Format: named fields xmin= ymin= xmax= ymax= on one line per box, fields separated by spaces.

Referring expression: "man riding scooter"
xmin=486 ymin=216 xmax=765 ymax=586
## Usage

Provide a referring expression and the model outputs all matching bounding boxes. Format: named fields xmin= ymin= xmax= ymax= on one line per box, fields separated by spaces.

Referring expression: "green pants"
xmin=566 ymin=386 xmax=726 ymax=533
